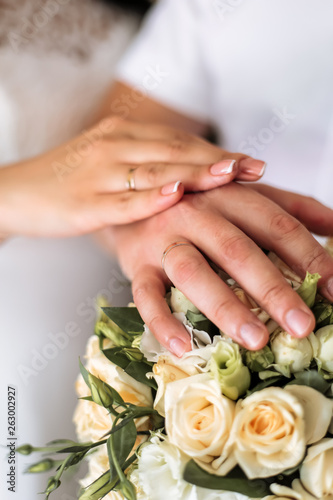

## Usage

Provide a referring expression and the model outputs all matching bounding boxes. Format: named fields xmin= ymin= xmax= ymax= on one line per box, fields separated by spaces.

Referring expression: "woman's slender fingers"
xmin=87 ymin=181 xmax=184 ymax=226
xmin=105 ymin=138 xmax=266 ymax=181
xmin=177 ymin=205 xmax=316 ymax=339
xmin=132 ymin=266 xmax=192 ymax=357
xmin=215 ymin=184 xmax=333 ymax=301
xmin=161 ymin=242 xmax=269 ymax=350
xmin=98 ymin=160 xmax=239 ymax=193
xmin=250 ymin=183 xmax=333 ymax=236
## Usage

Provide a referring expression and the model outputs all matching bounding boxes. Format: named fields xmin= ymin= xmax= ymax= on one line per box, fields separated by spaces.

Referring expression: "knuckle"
xmin=260 ymin=282 xmax=289 ymax=309
xmin=116 ymin=192 xmax=132 ymax=213
xmin=210 ymin=298 xmax=236 ymax=326
xmin=174 ymin=257 xmax=205 ymax=286
xmin=132 ymin=280 xmax=152 ymax=306
xmin=301 ymin=246 xmax=328 ymax=274
xmin=269 ymin=211 xmax=302 ymax=239
xmin=145 ymin=163 xmax=165 ymax=186
xmin=220 ymin=234 xmax=252 ymax=266
xmin=166 ymin=138 xmax=186 ymax=159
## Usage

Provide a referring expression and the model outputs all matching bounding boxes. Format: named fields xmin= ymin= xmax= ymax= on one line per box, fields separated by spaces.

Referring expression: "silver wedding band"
xmin=125 ymin=168 xmax=137 ymax=191
xmin=161 ymin=241 xmax=195 ymax=271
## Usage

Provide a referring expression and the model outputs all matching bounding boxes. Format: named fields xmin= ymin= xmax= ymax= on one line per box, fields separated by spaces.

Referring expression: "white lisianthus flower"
xmin=315 ymin=325 xmax=333 ymax=373
xmin=80 ymin=447 xmax=124 ymax=500
xmin=169 ymin=287 xmax=200 ymax=314
xmin=284 ymin=385 xmax=333 ymax=444
xmin=209 ymin=339 xmax=251 ymax=400
xmin=270 ymin=330 xmax=317 ymax=373
xmin=300 ymin=438 xmax=333 ymax=499
xmin=130 ymin=436 xmax=249 ymax=500
xmin=141 ymin=312 xmax=212 ymax=362
xmin=229 ymin=387 xmax=306 ymax=478
xmin=164 ymin=373 xmax=236 ymax=475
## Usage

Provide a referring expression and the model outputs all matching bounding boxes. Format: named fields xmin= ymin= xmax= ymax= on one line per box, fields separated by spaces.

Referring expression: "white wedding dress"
xmin=0 ymin=2 xmax=139 ymax=498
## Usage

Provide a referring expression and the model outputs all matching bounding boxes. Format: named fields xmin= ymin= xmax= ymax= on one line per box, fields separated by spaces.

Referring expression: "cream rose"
xmin=80 ymin=447 xmax=125 ymax=500
xmin=229 ymin=387 xmax=306 ymax=478
xmin=74 ymin=336 xmax=152 ymax=443
xmin=164 ymin=373 xmax=236 ymax=475
xmin=269 ymin=481 xmax=316 ymax=500
xmin=285 ymin=385 xmax=333 ymax=444
xmin=300 ymin=438 xmax=333 ymax=499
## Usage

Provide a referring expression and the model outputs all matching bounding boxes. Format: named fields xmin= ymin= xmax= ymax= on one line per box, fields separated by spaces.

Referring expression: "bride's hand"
xmin=107 ymin=182 xmax=333 ymax=355
xmin=0 ymin=118 xmax=265 ymax=238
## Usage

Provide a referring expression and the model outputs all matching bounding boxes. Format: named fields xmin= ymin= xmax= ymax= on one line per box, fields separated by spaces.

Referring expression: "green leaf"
xmin=297 ymin=271 xmax=321 ymax=308
xmin=313 ymin=301 xmax=333 ymax=329
xmin=107 ymin=419 xmax=137 ymax=483
xmin=79 ymin=470 xmax=116 ymax=500
xmin=286 ymin=370 xmax=331 ymax=394
xmin=79 ymin=358 xmax=91 ymax=390
xmin=246 ymin=376 xmax=285 ymax=396
xmin=102 ymin=307 xmax=144 ymax=336
xmin=186 ymin=310 xmax=219 ymax=337
xmin=103 ymin=348 xmax=157 ymax=390
xmin=183 ymin=461 xmax=272 ymax=497
xmin=125 ymin=361 xmax=157 ymax=390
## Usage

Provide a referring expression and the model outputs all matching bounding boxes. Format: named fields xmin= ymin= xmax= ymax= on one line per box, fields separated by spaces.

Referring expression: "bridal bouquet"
xmin=19 ymin=253 xmax=333 ymax=500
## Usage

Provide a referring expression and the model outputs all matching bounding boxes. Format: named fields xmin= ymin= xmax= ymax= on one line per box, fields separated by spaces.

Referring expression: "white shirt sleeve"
xmin=116 ymin=0 xmax=210 ymax=122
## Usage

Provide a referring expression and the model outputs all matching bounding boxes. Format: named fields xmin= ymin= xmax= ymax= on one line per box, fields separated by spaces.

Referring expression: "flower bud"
xmin=245 ymin=346 xmax=275 ymax=372
xmin=297 ymin=271 xmax=321 ymax=308
xmin=270 ymin=330 xmax=316 ymax=373
xmin=16 ymin=444 xmax=33 ymax=455
xmin=209 ymin=340 xmax=251 ymax=400
xmin=45 ymin=476 xmax=61 ymax=495
xmin=95 ymin=321 xmax=131 ymax=347
xmin=88 ymin=374 xmax=114 ymax=408
xmin=120 ymin=479 xmax=137 ymax=500
xmin=124 ymin=347 xmax=144 ymax=362
xmin=169 ymin=287 xmax=199 ymax=315
xmin=315 ymin=325 xmax=333 ymax=374
xmin=27 ymin=458 xmax=54 ymax=473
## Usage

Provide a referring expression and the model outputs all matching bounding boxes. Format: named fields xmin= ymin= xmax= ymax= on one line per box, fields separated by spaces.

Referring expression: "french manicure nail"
xmin=169 ymin=337 xmax=188 ymax=357
xmin=239 ymin=323 xmax=268 ymax=350
xmin=210 ymin=159 xmax=236 ymax=176
xmin=161 ymin=181 xmax=181 ymax=196
xmin=285 ymin=308 xmax=313 ymax=336
xmin=239 ymin=158 xmax=267 ymax=177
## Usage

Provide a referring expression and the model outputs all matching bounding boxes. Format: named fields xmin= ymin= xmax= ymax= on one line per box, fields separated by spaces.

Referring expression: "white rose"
xmin=300 ymin=438 xmax=333 ymax=499
xmin=152 ymin=355 xmax=201 ymax=417
xmin=284 ymin=385 xmax=333 ymax=444
xmin=80 ymin=447 xmax=125 ymax=500
xmin=130 ymin=436 xmax=248 ymax=500
xmin=270 ymin=330 xmax=317 ymax=373
xmin=164 ymin=373 xmax=236 ymax=475
xmin=269 ymin=481 xmax=316 ymax=499
xmin=229 ymin=387 xmax=306 ymax=478
xmin=315 ymin=325 xmax=333 ymax=373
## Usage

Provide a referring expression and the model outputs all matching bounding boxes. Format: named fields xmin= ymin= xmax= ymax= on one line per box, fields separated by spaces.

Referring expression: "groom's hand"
xmin=106 ymin=182 xmax=333 ymax=356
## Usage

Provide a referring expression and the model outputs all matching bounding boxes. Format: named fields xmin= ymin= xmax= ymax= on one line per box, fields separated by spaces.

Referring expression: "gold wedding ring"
xmin=125 ymin=167 xmax=137 ymax=191
xmin=161 ymin=241 xmax=195 ymax=271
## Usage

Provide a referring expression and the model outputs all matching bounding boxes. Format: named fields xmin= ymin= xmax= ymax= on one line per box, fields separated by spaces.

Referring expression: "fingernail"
xmin=239 ymin=158 xmax=266 ymax=177
xmin=161 ymin=181 xmax=181 ymax=196
xmin=210 ymin=159 xmax=236 ymax=176
xmin=239 ymin=323 xmax=268 ymax=350
xmin=169 ymin=337 xmax=188 ymax=357
xmin=285 ymin=308 xmax=314 ymax=336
